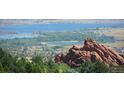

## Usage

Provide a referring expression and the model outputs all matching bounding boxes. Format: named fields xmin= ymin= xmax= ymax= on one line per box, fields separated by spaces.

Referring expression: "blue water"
xmin=0 ymin=23 xmax=124 ymax=39
xmin=48 ymin=41 xmax=81 ymax=46
xmin=0 ymin=23 xmax=124 ymax=32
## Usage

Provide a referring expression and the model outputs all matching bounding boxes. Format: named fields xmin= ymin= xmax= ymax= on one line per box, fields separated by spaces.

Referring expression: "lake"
xmin=0 ymin=23 xmax=124 ymax=39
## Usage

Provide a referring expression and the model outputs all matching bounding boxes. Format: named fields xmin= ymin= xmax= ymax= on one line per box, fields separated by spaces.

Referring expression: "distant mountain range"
xmin=0 ymin=19 xmax=124 ymax=26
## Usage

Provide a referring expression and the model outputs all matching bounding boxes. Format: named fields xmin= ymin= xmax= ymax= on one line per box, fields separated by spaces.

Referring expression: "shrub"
xmin=79 ymin=61 xmax=109 ymax=73
xmin=52 ymin=63 xmax=71 ymax=73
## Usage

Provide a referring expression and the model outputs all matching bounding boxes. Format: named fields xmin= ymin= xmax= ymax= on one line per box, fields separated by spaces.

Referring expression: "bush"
xmin=79 ymin=61 xmax=109 ymax=73
xmin=53 ymin=63 xmax=71 ymax=73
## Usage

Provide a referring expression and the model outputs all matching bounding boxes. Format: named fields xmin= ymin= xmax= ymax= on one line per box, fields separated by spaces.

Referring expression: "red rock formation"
xmin=55 ymin=38 xmax=124 ymax=67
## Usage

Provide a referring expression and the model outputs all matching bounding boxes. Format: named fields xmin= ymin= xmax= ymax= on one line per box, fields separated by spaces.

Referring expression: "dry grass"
xmin=105 ymin=41 xmax=124 ymax=48
xmin=102 ymin=28 xmax=124 ymax=39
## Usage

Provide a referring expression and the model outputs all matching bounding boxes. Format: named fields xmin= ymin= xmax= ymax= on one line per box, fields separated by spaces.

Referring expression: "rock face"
xmin=55 ymin=38 xmax=124 ymax=67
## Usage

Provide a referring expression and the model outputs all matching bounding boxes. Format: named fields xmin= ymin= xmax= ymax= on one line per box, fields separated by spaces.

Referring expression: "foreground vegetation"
xmin=1 ymin=47 xmax=124 ymax=73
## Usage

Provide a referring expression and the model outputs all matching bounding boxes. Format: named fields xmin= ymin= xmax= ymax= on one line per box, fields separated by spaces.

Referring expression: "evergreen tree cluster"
xmin=0 ymin=48 xmax=109 ymax=73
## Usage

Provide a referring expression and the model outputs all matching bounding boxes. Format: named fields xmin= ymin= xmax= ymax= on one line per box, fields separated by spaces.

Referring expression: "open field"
xmin=101 ymin=28 xmax=124 ymax=39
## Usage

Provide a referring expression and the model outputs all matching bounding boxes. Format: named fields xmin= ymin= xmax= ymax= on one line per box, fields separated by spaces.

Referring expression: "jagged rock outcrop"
xmin=55 ymin=38 xmax=124 ymax=67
